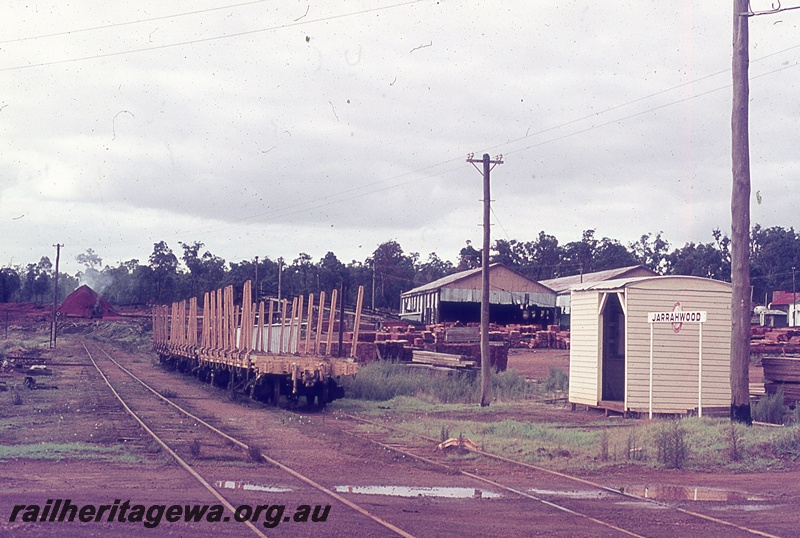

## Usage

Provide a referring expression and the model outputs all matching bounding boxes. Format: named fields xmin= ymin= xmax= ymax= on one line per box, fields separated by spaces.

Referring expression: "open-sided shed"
xmin=400 ymin=263 xmax=556 ymax=326
xmin=569 ymin=276 xmax=731 ymax=416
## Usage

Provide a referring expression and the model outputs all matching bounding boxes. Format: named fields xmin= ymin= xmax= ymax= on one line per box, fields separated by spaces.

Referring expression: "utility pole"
xmin=730 ymin=0 xmax=751 ymax=424
xmin=729 ymin=0 xmax=798 ymax=423
xmin=371 ymin=261 xmax=376 ymax=311
xmin=254 ymin=256 xmax=259 ymax=300
xmin=467 ymin=152 xmax=503 ymax=407
xmin=50 ymin=243 xmax=63 ymax=349
xmin=277 ymin=257 xmax=283 ymax=302
xmin=790 ymin=265 xmax=797 ymax=327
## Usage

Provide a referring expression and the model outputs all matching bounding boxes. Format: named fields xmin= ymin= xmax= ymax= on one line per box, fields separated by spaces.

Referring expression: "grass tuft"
xmin=342 ymin=362 xmax=537 ymax=404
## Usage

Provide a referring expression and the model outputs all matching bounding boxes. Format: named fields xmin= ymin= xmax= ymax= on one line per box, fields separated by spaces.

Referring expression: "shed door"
xmin=601 ymin=293 xmax=625 ymax=401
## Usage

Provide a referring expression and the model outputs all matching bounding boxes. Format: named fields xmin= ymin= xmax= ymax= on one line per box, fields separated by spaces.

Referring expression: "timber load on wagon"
xmin=152 ymin=280 xmax=361 ymax=407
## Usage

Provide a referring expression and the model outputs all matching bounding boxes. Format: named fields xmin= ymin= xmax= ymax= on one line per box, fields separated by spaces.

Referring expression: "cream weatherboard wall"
xmin=568 ymin=289 xmax=601 ymax=406
xmin=569 ymin=276 xmax=732 ymax=414
xmin=626 ymin=277 xmax=731 ymax=413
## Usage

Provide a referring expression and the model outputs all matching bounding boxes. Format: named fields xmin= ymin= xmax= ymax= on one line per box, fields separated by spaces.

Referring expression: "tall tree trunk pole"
xmin=50 ymin=243 xmax=62 ymax=349
xmin=480 ymin=153 xmax=492 ymax=407
xmin=731 ymin=0 xmax=752 ymax=424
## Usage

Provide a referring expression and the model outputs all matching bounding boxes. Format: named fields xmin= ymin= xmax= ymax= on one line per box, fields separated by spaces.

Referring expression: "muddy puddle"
xmin=529 ymin=488 xmax=611 ymax=500
xmin=334 ymin=485 xmax=501 ymax=499
xmin=621 ymin=485 xmax=770 ymax=502
xmin=215 ymin=480 xmax=292 ymax=493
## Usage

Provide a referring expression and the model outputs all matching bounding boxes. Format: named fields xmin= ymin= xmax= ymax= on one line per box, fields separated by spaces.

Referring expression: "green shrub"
xmin=543 ymin=367 xmax=569 ymax=393
xmin=599 ymin=430 xmax=609 ymax=462
xmin=189 ymin=438 xmax=201 ymax=458
xmin=752 ymin=390 xmax=786 ymax=424
xmin=772 ymin=427 xmax=800 ymax=461
xmin=248 ymin=444 xmax=264 ymax=463
xmin=655 ymin=419 xmax=689 ymax=469
xmin=626 ymin=430 xmax=645 ymax=461
xmin=728 ymin=422 xmax=745 ymax=462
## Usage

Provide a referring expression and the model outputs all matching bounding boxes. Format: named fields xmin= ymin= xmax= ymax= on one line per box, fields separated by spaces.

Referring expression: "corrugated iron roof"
xmin=539 ymin=265 xmax=656 ymax=294
xmin=570 ymin=275 xmax=732 ymax=292
xmin=401 ymin=263 xmax=554 ymax=297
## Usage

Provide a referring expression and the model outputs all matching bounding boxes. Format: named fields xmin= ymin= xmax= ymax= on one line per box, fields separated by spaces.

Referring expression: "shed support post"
xmin=649 ymin=322 xmax=654 ymax=420
xmin=698 ymin=323 xmax=703 ymax=417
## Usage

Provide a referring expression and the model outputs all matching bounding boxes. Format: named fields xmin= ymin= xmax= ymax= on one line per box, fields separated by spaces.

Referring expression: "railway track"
xmin=81 ymin=339 xmax=785 ymax=537
xmin=80 ymin=340 xmax=414 ymax=537
xmin=333 ymin=413 xmax=782 ymax=538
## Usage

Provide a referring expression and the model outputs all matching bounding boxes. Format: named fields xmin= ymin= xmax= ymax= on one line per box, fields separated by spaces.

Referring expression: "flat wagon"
xmin=152 ymin=280 xmax=361 ymax=407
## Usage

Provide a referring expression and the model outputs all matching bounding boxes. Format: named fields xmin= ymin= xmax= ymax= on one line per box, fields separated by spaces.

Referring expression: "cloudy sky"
xmin=2 ymin=1 xmax=798 ymax=276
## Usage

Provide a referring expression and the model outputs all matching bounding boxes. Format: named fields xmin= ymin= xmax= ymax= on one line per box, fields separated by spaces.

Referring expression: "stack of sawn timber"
xmin=508 ymin=324 xmax=570 ymax=350
xmin=762 ymin=355 xmax=800 ymax=404
xmin=751 ymin=327 xmax=800 ymax=355
xmin=362 ymin=322 xmax=509 ymax=371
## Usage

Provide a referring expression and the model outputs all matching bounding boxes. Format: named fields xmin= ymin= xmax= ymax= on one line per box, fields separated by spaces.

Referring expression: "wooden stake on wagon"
xmin=266 ymin=299 xmax=275 ymax=353
xmin=326 ymin=289 xmax=338 ymax=357
xmin=351 ymin=285 xmax=364 ymax=359
xmin=315 ymin=291 xmax=326 ymax=355
xmin=294 ymin=295 xmax=304 ymax=355
xmin=305 ymin=293 xmax=314 ymax=355
xmin=279 ymin=298 xmax=288 ymax=354
xmin=257 ymin=301 xmax=265 ymax=352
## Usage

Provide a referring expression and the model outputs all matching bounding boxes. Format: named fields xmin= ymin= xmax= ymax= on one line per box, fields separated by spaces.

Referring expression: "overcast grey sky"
xmin=2 ymin=1 xmax=798 ymax=276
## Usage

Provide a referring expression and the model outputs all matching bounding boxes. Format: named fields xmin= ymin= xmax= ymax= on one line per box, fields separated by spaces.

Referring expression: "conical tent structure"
xmin=57 ymin=285 xmax=118 ymax=318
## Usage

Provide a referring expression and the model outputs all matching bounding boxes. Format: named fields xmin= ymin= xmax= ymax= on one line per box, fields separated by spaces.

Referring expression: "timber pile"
xmin=762 ymin=356 xmax=800 ymax=403
xmin=412 ymin=350 xmax=477 ymax=369
xmin=508 ymin=324 xmax=569 ymax=350
xmin=751 ymin=327 xmax=800 ymax=355
xmin=354 ymin=322 xmax=510 ymax=370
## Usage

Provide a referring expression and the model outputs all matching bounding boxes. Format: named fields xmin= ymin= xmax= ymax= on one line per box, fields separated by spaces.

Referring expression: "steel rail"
xmin=81 ymin=341 xmax=269 ymax=538
xmin=340 ymin=413 xmax=780 ymax=538
xmin=337 ymin=418 xmax=645 ymax=538
xmin=85 ymin=341 xmax=415 ymax=538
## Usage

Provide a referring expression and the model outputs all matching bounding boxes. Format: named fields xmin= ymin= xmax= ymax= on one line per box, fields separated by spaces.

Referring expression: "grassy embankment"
xmin=337 ymin=361 xmax=800 ymax=472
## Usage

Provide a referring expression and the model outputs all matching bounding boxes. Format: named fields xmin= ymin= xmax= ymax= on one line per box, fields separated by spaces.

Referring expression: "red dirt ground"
xmin=0 ymin=309 xmax=797 ymax=537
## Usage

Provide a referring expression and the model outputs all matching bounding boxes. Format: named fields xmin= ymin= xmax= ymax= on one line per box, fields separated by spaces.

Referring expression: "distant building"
xmin=400 ymin=263 xmax=556 ymax=326
xmin=540 ymin=265 xmax=657 ymax=328
xmin=768 ymin=290 xmax=799 ymax=327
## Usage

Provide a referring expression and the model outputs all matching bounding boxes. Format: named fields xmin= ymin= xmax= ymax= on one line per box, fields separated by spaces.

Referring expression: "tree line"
xmin=1 ymin=224 xmax=798 ymax=311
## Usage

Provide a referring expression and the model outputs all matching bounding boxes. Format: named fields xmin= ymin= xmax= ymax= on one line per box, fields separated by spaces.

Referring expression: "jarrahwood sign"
xmin=648 ymin=302 xmax=706 ymax=333
xmin=648 ymin=310 xmax=707 ymax=323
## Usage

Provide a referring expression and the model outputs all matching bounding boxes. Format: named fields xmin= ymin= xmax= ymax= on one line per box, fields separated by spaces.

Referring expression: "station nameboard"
xmin=648 ymin=310 xmax=707 ymax=323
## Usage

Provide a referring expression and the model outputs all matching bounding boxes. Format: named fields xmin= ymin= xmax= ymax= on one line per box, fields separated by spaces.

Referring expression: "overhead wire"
xmin=0 ymin=0 xmax=272 ymax=44
xmin=0 ymin=0 xmax=430 ymax=72
xmin=4 ymin=2 xmax=800 ymax=253
xmin=107 ymin=51 xmax=800 ymax=249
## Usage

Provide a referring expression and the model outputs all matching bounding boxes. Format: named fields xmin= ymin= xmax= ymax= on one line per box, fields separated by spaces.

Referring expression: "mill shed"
xmin=540 ymin=265 xmax=656 ymax=329
xmin=569 ymin=276 xmax=731 ymax=416
xmin=400 ymin=263 xmax=556 ymax=326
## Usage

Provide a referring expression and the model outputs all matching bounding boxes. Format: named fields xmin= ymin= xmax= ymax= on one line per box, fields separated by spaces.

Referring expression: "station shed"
xmin=568 ymin=275 xmax=731 ymax=416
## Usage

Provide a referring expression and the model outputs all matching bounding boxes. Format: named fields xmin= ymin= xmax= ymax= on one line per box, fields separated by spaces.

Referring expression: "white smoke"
xmin=78 ymin=268 xmax=113 ymax=295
